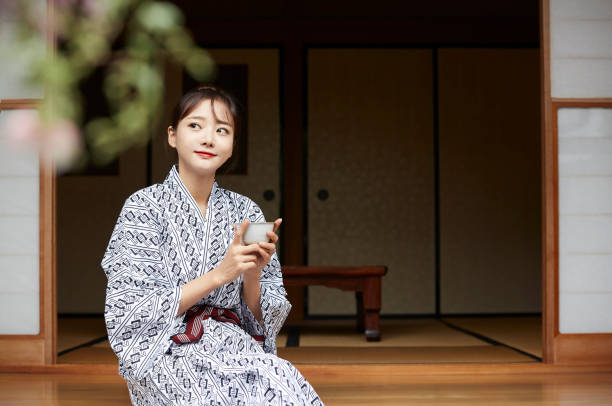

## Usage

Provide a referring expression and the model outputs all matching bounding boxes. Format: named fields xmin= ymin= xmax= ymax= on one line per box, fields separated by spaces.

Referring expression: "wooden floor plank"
xmin=1 ymin=370 xmax=611 ymax=405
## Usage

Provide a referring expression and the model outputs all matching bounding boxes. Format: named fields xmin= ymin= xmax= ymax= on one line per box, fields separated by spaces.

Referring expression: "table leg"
xmin=363 ymin=277 xmax=382 ymax=341
xmin=355 ymin=291 xmax=364 ymax=333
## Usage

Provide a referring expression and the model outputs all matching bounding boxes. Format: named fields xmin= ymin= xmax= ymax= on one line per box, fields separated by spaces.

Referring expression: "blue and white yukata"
xmin=101 ymin=164 xmax=323 ymax=405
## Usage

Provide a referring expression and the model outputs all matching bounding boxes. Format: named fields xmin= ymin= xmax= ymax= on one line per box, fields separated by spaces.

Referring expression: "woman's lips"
xmin=195 ymin=151 xmax=216 ymax=158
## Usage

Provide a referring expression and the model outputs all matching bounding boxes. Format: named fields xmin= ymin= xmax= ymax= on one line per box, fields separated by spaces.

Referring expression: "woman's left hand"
xmin=247 ymin=218 xmax=282 ymax=277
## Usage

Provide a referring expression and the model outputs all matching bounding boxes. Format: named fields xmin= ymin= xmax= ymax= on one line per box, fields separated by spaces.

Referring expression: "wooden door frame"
xmin=541 ymin=0 xmax=612 ymax=364
xmin=0 ymin=99 xmax=56 ymax=366
xmin=0 ymin=0 xmax=57 ymax=366
xmin=7 ymin=0 xmax=612 ymax=368
xmin=540 ymin=0 xmax=554 ymax=365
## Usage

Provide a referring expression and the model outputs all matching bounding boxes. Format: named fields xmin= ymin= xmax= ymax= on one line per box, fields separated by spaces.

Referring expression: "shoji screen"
xmin=0 ymin=109 xmax=40 ymax=334
xmin=551 ymin=0 xmax=612 ymax=333
xmin=0 ymin=0 xmax=46 ymax=335
xmin=557 ymin=107 xmax=612 ymax=333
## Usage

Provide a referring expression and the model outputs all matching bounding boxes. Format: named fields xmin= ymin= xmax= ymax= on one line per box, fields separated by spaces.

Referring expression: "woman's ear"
xmin=167 ymin=125 xmax=176 ymax=148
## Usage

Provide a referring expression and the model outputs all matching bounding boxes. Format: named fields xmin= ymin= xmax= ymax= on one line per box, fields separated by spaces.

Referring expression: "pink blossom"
xmin=0 ymin=111 xmax=84 ymax=173
xmin=0 ymin=109 xmax=43 ymax=150
xmin=81 ymin=0 xmax=109 ymax=18
xmin=40 ymin=119 xmax=84 ymax=173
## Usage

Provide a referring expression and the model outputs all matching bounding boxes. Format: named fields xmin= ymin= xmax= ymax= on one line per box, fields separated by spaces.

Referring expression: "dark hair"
xmin=168 ymin=85 xmax=243 ymax=174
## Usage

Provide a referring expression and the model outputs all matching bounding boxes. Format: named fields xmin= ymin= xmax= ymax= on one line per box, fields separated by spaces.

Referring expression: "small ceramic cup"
xmin=242 ymin=222 xmax=275 ymax=244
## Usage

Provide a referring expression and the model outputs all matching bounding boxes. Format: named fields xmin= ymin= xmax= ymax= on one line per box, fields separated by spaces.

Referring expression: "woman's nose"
xmin=200 ymin=128 xmax=214 ymax=145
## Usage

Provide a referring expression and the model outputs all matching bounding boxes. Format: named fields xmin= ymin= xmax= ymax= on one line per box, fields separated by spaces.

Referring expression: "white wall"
xmin=0 ymin=0 xmax=46 ymax=334
xmin=551 ymin=0 xmax=612 ymax=333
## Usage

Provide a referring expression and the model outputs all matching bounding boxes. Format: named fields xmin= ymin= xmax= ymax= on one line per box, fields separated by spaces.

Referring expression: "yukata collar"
xmin=164 ymin=163 xmax=219 ymax=223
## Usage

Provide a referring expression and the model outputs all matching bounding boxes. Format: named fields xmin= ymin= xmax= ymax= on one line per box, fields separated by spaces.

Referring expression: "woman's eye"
xmin=189 ymin=123 xmax=200 ymax=129
xmin=218 ymin=127 xmax=230 ymax=134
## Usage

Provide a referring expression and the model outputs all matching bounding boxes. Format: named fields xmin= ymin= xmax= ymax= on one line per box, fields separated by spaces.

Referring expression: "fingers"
xmin=241 ymin=246 xmax=270 ymax=260
xmin=239 ymin=239 xmax=275 ymax=254
xmin=239 ymin=218 xmax=250 ymax=235
xmin=266 ymin=219 xmax=281 ymax=243
xmin=256 ymin=247 xmax=271 ymax=265
xmin=265 ymin=230 xmax=278 ymax=244
xmin=232 ymin=219 xmax=250 ymax=245
xmin=258 ymin=241 xmax=276 ymax=253
xmin=239 ymin=243 xmax=262 ymax=254
xmin=272 ymin=218 xmax=282 ymax=232
xmin=241 ymin=254 xmax=258 ymax=264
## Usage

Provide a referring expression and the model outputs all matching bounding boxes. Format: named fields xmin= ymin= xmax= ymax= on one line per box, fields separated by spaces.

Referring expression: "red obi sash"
xmin=170 ymin=305 xmax=264 ymax=346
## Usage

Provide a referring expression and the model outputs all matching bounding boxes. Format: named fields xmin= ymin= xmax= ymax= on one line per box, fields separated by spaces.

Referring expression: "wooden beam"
xmin=539 ymin=0 xmax=555 ymax=365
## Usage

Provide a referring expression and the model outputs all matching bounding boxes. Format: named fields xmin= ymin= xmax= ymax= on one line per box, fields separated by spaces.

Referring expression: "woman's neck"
xmin=177 ymin=163 xmax=215 ymax=206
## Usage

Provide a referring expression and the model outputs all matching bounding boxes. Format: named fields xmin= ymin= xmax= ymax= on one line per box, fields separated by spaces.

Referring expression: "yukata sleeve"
xmin=238 ymin=199 xmax=292 ymax=355
xmin=101 ymin=190 xmax=183 ymax=381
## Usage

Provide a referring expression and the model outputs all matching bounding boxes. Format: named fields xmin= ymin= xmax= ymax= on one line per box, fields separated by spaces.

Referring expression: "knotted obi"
xmin=170 ymin=304 xmax=264 ymax=346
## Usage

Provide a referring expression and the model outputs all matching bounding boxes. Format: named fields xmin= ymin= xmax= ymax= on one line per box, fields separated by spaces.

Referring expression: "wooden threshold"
xmin=2 ymin=362 xmax=611 ymax=380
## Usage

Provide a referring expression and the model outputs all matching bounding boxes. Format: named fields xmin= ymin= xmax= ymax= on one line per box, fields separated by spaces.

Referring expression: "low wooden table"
xmin=281 ymin=266 xmax=388 ymax=341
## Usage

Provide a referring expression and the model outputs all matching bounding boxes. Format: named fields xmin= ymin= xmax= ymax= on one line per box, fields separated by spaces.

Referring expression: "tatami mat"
xmin=298 ymin=318 xmax=486 ymax=347
xmin=57 ymin=316 xmax=541 ymax=365
xmin=57 ymin=317 xmax=108 ymax=353
xmin=60 ymin=342 xmax=535 ymax=365
xmin=59 ymin=346 xmax=117 ymax=364
xmin=442 ymin=316 xmax=542 ymax=357
xmin=276 ymin=332 xmax=288 ymax=348
xmin=57 ymin=318 xmax=287 ymax=364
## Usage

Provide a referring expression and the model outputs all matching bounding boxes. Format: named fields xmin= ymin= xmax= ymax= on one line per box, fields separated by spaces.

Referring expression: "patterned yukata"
xmin=101 ymin=164 xmax=323 ymax=406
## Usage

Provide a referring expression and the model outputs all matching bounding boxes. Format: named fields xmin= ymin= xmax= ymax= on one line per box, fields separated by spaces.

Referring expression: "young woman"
xmin=101 ymin=85 xmax=324 ymax=405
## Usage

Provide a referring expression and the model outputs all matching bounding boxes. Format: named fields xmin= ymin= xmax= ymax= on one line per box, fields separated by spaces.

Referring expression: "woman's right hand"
xmin=213 ymin=219 xmax=260 ymax=286
xmin=177 ymin=219 xmax=260 ymax=316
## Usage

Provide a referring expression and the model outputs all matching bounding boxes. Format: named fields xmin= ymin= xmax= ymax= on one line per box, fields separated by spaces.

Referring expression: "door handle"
xmin=263 ymin=189 xmax=275 ymax=201
xmin=317 ymin=189 xmax=329 ymax=201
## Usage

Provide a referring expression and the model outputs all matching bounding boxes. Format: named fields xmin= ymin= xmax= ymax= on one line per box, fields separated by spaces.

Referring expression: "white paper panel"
xmin=558 ymin=107 xmax=612 ymax=333
xmin=0 ymin=177 xmax=39 ymax=216
xmin=0 ymin=256 xmax=39 ymax=294
xmin=558 ymin=107 xmax=612 ymax=139
xmin=0 ymin=216 xmax=38 ymax=255
xmin=551 ymin=0 xmax=612 ymax=19
xmin=558 ymin=138 xmax=612 ymax=176
xmin=0 ymin=293 xmax=39 ymax=335
xmin=550 ymin=0 xmax=612 ymax=98
xmin=552 ymin=21 xmax=612 ymax=58
xmin=559 ymin=292 xmax=612 ymax=333
xmin=559 ymin=177 xmax=612 ymax=214
xmin=551 ymin=60 xmax=612 ymax=99
xmin=0 ymin=109 xmax=40 ymax=334
xmin=0 ymin=111 xmax=41 ymax=177
xmin=559 ymin=254 xmax=612 ymax=292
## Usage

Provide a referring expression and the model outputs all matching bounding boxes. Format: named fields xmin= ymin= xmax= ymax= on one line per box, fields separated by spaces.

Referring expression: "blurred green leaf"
xmin=185 ymin=50 xmax=215 ymax=80
xmin=135 ymin=1 xmax=184 ymax=34
xmin=7 ymin=0 xmax=216 ymax=170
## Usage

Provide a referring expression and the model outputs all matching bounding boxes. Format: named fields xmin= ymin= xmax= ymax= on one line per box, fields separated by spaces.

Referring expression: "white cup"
xmin=241 ymin=222 xmax=275 ymax=244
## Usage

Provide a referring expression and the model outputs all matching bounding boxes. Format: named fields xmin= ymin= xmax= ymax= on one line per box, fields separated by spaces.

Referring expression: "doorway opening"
xmin=56 ymin=2 xmax=543 ymax=366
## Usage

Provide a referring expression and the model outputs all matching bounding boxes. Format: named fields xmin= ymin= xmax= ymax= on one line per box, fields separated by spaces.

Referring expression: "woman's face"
xmin=168 ymin=98 xmax=235 ymax=176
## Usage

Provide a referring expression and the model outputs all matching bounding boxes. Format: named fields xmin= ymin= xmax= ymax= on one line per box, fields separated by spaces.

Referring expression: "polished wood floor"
xmin=9 ymin=316 xmax=605 ymax=404
xmin=1 ymin=368 xmax=612 ymax=405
